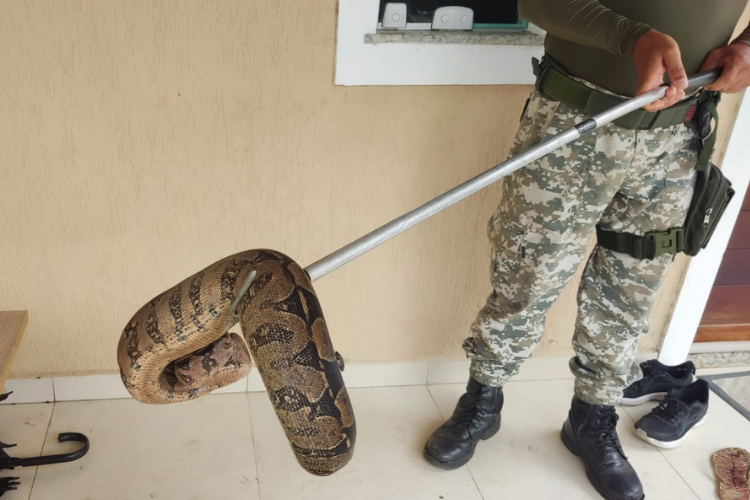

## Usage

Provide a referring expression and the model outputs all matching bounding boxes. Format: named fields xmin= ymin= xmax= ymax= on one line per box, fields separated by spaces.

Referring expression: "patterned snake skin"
xmin=117 ymin=249 xmax=356 ymax=476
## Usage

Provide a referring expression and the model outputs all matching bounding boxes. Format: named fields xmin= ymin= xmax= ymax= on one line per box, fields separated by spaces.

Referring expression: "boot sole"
xmin=634 ymin=414 xmax=707 ymax=449
xmin=561 ymin=428 xmax=645 ymax=500
xmin=620 ymin=392 xmax=667 ymax=406
xmin=423 ymin=417 xmax=501 ymax=470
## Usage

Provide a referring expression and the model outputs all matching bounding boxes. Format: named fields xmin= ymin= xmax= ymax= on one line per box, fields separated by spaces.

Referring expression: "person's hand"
xmin=700 ymin=42 xmax=750 ymax=93
xmin=632 ymin=29 xmax=688 ymax=111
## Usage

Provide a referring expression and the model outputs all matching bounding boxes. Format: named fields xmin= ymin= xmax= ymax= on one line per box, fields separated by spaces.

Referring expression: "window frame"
xmin=335 ymin=0 xmax=545 ymax=86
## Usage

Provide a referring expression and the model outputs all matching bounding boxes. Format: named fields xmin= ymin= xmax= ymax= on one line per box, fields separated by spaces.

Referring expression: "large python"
xmin=116 ymin=249 xmax=355 ymax=476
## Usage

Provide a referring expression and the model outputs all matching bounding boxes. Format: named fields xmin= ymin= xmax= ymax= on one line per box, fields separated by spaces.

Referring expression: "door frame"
xmin=659 ymin=90 xmax=750 ymax=365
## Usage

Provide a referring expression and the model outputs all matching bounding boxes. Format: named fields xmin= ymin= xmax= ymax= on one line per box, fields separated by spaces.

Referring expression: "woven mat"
xmin=703 ymin=371 xmax=750 ymax=422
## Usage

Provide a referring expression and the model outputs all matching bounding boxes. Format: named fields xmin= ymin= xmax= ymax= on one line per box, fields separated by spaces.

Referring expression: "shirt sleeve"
xmin=518 ymin=0 xmax=653 ymax=57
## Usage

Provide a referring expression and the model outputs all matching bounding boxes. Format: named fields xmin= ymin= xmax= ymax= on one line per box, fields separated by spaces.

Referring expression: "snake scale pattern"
xmin=117 ymin=249 xmax=356 ymax=476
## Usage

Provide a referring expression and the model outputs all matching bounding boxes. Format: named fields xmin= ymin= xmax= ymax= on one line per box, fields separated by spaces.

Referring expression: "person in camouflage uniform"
xmin=423 ymin=1 xmax=750 ymax=500
xmin=462 ymin=89 xmax=697 ymax=406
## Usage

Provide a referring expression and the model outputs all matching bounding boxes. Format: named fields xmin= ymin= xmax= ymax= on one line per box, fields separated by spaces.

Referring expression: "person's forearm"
xmin=733 ymin=22 xmax=750 ymax=48
xmin=518 ymin=0 xmax=652 ymax=57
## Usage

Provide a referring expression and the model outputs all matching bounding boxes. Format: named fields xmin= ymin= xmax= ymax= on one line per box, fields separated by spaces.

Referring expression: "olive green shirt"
xmin=519 ymin=0 xmax=750 ymax=96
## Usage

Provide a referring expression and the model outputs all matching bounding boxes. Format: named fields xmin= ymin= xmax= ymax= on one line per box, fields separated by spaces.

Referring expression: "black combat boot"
xmin=561 ymin=396 xmax=644 ymax=500
xmin=423 ymin=378 xmax=503 ymax=469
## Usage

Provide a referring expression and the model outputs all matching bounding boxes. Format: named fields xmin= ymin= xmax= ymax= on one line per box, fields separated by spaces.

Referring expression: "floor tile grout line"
xmin=425 ymin=385 xmax=448 ymax=422
xmin=466 ymin=464 xmax=487 ymax=500
xmin=27 ymin=402 xmax=56 ymax=500
xmin=620 ymin=405 xmax=703 ymax=500
xmin=245 ymin=394 xmax=263 ymax=500
xmin=425 ymin=385 xmax=487 ymax=500
xmin=655 ymin=447 xmax=703 ymax=500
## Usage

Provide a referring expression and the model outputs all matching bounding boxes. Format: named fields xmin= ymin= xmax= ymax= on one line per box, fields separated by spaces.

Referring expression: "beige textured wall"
xmin=0 ymin=0 xmax=745 ymax=378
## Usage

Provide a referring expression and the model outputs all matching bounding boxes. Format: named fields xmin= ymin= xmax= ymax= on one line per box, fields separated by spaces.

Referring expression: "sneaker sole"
xmin=423 ymin=418 xmax=501 ymax=470
xmin=561 ymin=428 xmax=645 ymax=500
xmin=634 ymin=414 xmax=707 ymax=449
xmin=620 ymin=392 xmax=668 ymax=406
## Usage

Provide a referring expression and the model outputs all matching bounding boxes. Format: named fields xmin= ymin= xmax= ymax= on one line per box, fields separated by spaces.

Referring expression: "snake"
xmin=116 ymin=249 xmax=356 ymax=476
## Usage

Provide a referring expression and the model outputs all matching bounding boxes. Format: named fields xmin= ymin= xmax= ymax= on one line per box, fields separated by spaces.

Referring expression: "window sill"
xmin=335 ymin=0 xmax=545 ymax=86
xmin=366 ymin=30 xmax=545 ymax=47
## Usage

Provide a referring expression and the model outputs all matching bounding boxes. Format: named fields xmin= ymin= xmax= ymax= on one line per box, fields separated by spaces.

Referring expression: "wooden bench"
xmin=0 ymin=311 xmax=28 ymax=394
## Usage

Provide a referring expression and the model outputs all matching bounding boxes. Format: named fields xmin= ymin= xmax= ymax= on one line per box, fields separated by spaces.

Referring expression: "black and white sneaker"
xmin=621 ymin=359 xmax=696 ymax=406
xmin=634 ymin=379 xmax=709 ymax=449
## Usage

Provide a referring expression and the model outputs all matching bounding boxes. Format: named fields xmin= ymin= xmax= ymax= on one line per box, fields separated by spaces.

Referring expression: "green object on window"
xmin=473 ymin=19 xmax=528 ymax=30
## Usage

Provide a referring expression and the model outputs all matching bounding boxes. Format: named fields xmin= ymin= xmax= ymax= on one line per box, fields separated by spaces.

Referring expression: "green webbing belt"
xmin=533 ymin=57 xmax=700 ymax=131
xmin=531 ymin=56 xmax=721 ymax=259
xmin=595 ymin=91 xmax=721 ymax=259
xmin=595 ymin=226 xmax=687 ymax=260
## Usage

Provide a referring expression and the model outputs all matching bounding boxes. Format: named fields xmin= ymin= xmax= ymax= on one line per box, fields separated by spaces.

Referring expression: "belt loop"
xmin=630 ymin=238 xmax=644 ymax=260
xmin=631 ymin=111 xmax=650 ymax=130
xmin=532 ymin=57 xmax=547 ymax=96
xmin=532 ymin=57 xmax=541 ymax=78
xmin=641 ymin=109 xmax=661 ymax=130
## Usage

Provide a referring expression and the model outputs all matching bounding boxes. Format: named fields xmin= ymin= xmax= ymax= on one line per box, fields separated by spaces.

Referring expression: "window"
xmin=335 ymin=0 xmax=544 ymax=86
xmin=377 ymin=1 xmax=528 ymax=30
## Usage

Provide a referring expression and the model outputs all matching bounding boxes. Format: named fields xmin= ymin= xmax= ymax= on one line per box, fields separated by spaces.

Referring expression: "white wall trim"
xmin=690 ymin=340 xmax=750 ymax=354
xmin=334 ymin=0 xmax=544 ymax=86
xmin=659 ymin=90 xmax=750 ymax=365
xmin=1 ymin=357 xmax=585 ymax=404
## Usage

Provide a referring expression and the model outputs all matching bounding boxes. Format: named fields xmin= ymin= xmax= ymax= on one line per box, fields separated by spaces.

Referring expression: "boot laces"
xmin=652 ymin=394 xmax=688 ymax=423
xmin=640 ymin=360 xmax=659 ymax=377
xmin=458 ymin=395 xmax=483 ymax=426
xmin=457 ymin=408 xmax=477 ymax=427
xmin=627 ymin=360 xmax=659 ymax=393
xmin=594 ymin=409 xmax=623 ymax=455
xmin=448 ymin=393 xmax=480 ymax=427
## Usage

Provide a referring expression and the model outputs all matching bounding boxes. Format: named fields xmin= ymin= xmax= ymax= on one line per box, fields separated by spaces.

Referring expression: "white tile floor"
xmin=0 ymin=375 xmax=745 ymax=500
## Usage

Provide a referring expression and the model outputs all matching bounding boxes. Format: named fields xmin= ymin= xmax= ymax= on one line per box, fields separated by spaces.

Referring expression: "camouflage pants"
xmin=463 ymin=90 xmax=699 ymax=406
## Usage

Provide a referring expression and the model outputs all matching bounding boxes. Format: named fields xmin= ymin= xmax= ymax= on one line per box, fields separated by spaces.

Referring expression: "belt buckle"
xmin=647 ymin=228 xmax=684 ymax=258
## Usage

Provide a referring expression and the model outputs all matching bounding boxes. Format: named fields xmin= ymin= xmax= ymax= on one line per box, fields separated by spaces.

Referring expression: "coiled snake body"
xmin=117 ymin=249 xmax=355 ymax=476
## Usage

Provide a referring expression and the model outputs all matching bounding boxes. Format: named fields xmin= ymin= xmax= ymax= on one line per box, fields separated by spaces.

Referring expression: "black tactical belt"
xmin=596 ymin=226 xmax=686 ymax=260
xmin=533 ymin=56 xmax=700 ymax=131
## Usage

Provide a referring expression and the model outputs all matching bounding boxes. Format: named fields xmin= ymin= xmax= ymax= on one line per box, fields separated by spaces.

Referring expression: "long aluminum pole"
xmin=305 ymin=71 xmax=719 ymax=282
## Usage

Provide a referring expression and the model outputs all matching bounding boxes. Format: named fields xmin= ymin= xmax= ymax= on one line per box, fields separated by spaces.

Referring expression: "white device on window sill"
xmin=382 ymin=3 xmax=407 ymax=28
xmin=431 ymin=7 xmax=473 ymax=30
xmin=378 ymin=3 xmax=474 ymax=31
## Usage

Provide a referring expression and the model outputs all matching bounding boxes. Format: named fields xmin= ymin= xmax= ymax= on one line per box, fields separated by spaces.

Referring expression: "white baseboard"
xmin=341 ymin=361 xmax=431 ymax=389
xmin=53 ymin=374 xmax=133 ymax=402
xmin=1 ymin=377 xmax=54 ymax=404
xmin=1 ymin=354 xmax=654 ymax=404
xmin=690 ymin=341 xmax=750 ymax=354
xmin=248 ymin=361 xmax=432 ymax=393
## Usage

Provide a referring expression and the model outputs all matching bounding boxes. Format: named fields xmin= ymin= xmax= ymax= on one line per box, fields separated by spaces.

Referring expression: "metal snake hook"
xmin=229 ymin=270 xmax=257 ymax=318
xmin=0 ymin=432 xmax=89 ymax=470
